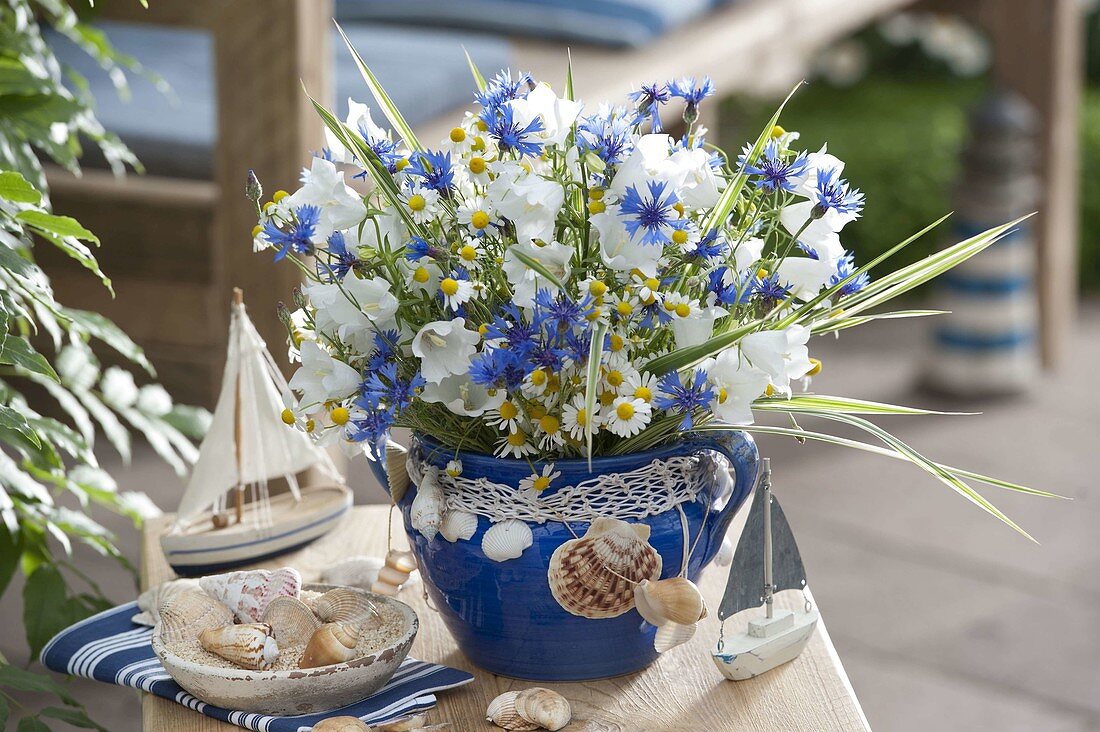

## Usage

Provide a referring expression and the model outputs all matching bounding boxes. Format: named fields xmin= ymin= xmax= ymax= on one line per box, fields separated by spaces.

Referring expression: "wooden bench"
xmin=43 ymin=0 xmax=1081 ymax=405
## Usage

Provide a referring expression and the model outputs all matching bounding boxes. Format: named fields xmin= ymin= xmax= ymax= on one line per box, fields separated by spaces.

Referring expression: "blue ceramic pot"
xmin=368 ymin=429 xmax=758 ymax=681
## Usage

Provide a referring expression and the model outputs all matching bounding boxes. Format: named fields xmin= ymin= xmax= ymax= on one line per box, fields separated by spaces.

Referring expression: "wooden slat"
xmin=141 ymin=506 xmax=869 ymax=731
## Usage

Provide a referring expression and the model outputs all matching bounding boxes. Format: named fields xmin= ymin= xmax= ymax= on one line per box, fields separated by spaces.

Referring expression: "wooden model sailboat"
xmin=160 ymin=289 xmax=352 ymax=576
xmin=712 ymin=458 xmax=818 ymax=680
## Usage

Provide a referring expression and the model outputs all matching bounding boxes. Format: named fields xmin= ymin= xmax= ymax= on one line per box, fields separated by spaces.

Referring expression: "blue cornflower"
xmin=654 ymin=371 xmax=715 ymax=430
xmin=752 ymin=273 xmax=791 ymax=306
xmin=813 ymin=167 xmax=864 ymax=218
xmin=403 ymin=237 xmax=442 ymax=261
xmin=317 ymin=230 xmax=358 ymax=281
xmin=408 ymin=150 xmax=455 ymax=193
xmin=796 ymin=241 xmax=820 ymax=260
xmin=346 ymin=407 xmax=395 ymax=457
xmin=361 ymin=363 xmax=424 ymax=412
xmin=534 ymin=289 xmax=595 ymax=334
xmin=562 ymin=326 xmax=591 ymax=365
xmin=577 ymin=105 xmax=637 ymax=167
xmin=669 ymin=76 xmax=715 ymax=106
xmin=469 ymin=348 xmax=525 ymax=391
xmin=528 ymin=340 xmax=567 ymax=372
xmin=264 ymin=205 xmax=320 ymax=262
xmin=484 ymin=304 xmax=539 ymax=355
xmin=830 ymin=252 xmax=869 ymax=296
xmin=475 ymin=70 xmax=534 ymax=113
xmin=639 ymin=300 xmax=673 ymax=330
xmin=486 ymin=105 xmax=545 ymax=158
xmin=620 ymin=181 xmax=685 ymax=246
xmin=365 ymin=329 xmax=400 ymax=373
xmin=628 ymin=82 xmax=670 ymax=133
xmin=742 ymin=140 xmax=809 ymax=193
xmin=692 ymin=230 xmax=727 ymax=260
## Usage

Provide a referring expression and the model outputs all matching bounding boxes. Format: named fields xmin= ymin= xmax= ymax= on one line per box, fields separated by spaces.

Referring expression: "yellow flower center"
xmin=476 ymin=118 xmax=489 ymax=132
xmin=472 ymin=136 xmax=486 ymax=152
xmin=547 ymin=374 xmax=561 ymax=392
xmin=671 ymin=229 xmax=688 ymax=245
xmin=588 ymin=188 xmax=605 ymax=201
xmin=262 ymin=201 xmax=275 ymax=212
xmin=765 ymin=384 xmax=775 ymax=397
xmin=460 ymin=245 xmax=478 ymax=262
xmin=616 ymin=301 xmax=634 ymax=317
xmin=644 ymin=277 xmax=660 ymax=292
xmin=469 ymin=156 xmax=486 ymax=174
xmin=408 ymin=194 xmax=426 ymax=211
xmin=251 ymin=224 xmax=263 ymax=238
xmin=449 ymin=127 xmax=467 ymax=143
xmin=609 ymin=334 xmax=625 ymax=352
xmin=412 ymin=266 xmax=430 ymax=283
xmin=305 ymin=419 xmax=316 ymax=433
xmin=499 ymin=401 xmax=518 ymax=420
xmin=606 ymin=370 xmax=623 ymax=387
xmin=330 ymin=407 xmax=350 ymax=425
xmin=807 ymin=357 xmax=823 ymax=376
xmin=507 ymin=430 xmax=527 ymax=446
xmin=718 ymin=387 xmax=728 ymax=404
xmin=589 ymin=280 xmax=608 ymax=297
xmin=756 ymin=268 xmax=769 ymax=280
xmin=575 ymin=408 xmax=588 ymax=426
xmin=395 ymin=157 xmax=410 ymax=171
xmin=599 ymin=391 xmax=616 ymax=407
xmin=530 ymin=369 xmax=547 ymax=386
xmin=440 ymin=278 xmax=460 ymax=296
xmin=539 ymin=415 xmax=560 ymax=434
xmin=470 ymin=210 xmax=490 ymax=229
xmin=664 ymin=301 xmax=677 ymax=312
xmin=586 ymin=308 xmax=602 ymax=322
xmin=272 ymin=190 xmax=289 ymax=202
xmin=672 ymin=202 xmax=685 ymax=217
xmin=634 ymin=385 xmax=653 ymax=402
xmin=533 ymin=476 xmax=551 ymax=492
xmin=587 ymin=200 xmax=606 ymax=215
xmin=770 ymin=124 xmax=786 ymax=139
xmin=529 ymin=405 xmax=547 ymax=420
xmin=280 ymin=408 xmax=296 ymax=425
xmin=616 ymin=402 xmax=635 ymax=420
xmin=675 ymin=303 xmax=691 ymax=318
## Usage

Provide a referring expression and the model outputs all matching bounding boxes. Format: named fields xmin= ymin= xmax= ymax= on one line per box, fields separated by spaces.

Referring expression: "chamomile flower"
xmin=624 ymin=371 xmax=658 ymax=403
xmin=445 ymin=459 xmax=463 ymax=477
xmin=522 ymin=368 xmax=551 ymax=398
xmin=631 ymin=273 xmax=664 ymax=306
xmin=608 ymin=291 xmax=641 ymax=323
xmin=456 ymin=196 xmax=497 ymax=235
xmin=444 ymin=123 xmax=475 ymax=155
xmin=562 ymin=395 xmax=599 ymax=441
xmin=466 ymin=154 xmax=492 ymax=185
xmin=496 ymin=428 xmax=538 ymax=458
xmin=404 ymin=184 xmax=440 ymax=224
xmin=519 ymin=464 xmax=561 ymax=498
xmin=439 ymin=269 xmax=477 ymax=311
xmin=487 ymin=399 xmax=522 ymax=433
xmin=454 ymin=237 xmax=486 ymax=270
xmin=662 ymin=292 xmax=700 ymax=320
xmin=535 ymin=412 xmax=565 ymax=450
xmin=405 ymin=259 xmax=441 ymax=294
xmin=605 ymin=396 xmax=651 ymax=437
xmin=602 ymin=362 xmax=639 ymax=395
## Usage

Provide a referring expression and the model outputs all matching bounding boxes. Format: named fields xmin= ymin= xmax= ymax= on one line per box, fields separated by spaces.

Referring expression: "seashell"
xmin=440 ymin=510 xmax=478 ymax=542
xmin=514 ymin=687 xmax=571 ymax=731
xmin=199 ymin=623 xmax=280 ymax=670
xmin=486 ymin=691 xmax=539 ymax=731
xmin=385 ymin=441 xmax=411 ymax=503
xmin=410 ymin=467 xmax=444 ymax=541
xmin=300 ymin=621 xmax=361 ymax=668
xmin=370 ymin=549 xmax=418 ymax=596
xmin=262 ymin=596 xmax=321 ymax=644
xmin=311 ymin=716 xmax=371 ymax=732
xmin=373 ymin=713 xmax=438 ymax=731
xmin=716 ymin=534 xmax=735 ymax=566
xmin=133 ymin=578 xmax=201 ymax=627
xmin=157 ymin=589 xmax=234 ymax=644
xmin=547 ymin=517 xmax=662 ymax=618
xmin=322 ymin=555 xmax=385 ymax=590
xmin=312 ymin=587 xmax=379 ymax=624
xmin=199 ymin=567 xmax=301 ymax=623
xmin=633 ymin=577 xmax=707 ymax=626
xmin=481 ymin=519 xmax=533 ymax=562
xmin=653 ymin=620 xmax=697 ymax=653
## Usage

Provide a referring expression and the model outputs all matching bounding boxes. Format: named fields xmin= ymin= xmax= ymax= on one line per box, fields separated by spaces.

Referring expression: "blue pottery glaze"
xmin=369 ymin=429 xmax=758 ymax=681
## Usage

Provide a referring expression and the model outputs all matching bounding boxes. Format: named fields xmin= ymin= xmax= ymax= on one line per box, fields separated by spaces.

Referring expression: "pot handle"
xmin=685 ymin=430 xmax=761 ymax=568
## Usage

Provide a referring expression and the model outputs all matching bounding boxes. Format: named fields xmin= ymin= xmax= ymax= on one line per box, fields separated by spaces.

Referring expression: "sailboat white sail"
xmin=162 ymin=289 xmax=351 ymax=576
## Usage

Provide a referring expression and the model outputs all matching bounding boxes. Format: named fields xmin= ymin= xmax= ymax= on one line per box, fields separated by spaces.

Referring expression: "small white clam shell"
xmin=486 ymin=691 xmax=539 ymax=730
xmin=440 ymin=510 xmax=478 ymax=542
xmin=410 ymin=467 xmax=444 ymax=541
xmin=321 ymin=556 xmax=385 ymax=590
xmin=514 ymin=687 xmax=571 ymax=731
xmin=157 ymin=589 xmax=234 ymax=644
xmin=481 ymin=519 xmax=533 ymax=562
xmin=262 ymin=596 xmax=321 ymax=645
xmin=633 ymin=577 xmax=706 ymax=626
xmin=385 ymin=441 xmax=411 ymax=503
xmin=653 ymin=620 xmax=697 ymax=653
xmin=133 ymin=578 xmax=201 ymax=627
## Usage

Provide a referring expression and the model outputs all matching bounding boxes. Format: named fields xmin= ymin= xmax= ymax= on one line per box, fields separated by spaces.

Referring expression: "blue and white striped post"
xmin=923 ymin=92 xmax=1039 ymax=396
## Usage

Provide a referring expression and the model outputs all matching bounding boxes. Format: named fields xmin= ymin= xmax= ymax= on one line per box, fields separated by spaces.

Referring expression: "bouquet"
xmin=251 ymin=42 xmax=1050 ymax=535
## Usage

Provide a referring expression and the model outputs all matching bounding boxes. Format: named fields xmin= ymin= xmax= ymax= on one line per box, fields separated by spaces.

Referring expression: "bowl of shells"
xmin=150 ymin=572 xmax=418 ymax=716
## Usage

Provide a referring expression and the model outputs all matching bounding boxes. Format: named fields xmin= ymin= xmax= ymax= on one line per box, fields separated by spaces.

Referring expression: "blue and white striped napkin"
xmin=41 ymin=602 xmax=473 ymax=731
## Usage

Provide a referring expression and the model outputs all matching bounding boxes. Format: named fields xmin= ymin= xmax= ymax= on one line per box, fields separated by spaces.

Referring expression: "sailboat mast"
xmin=232 ymin=287 xmax=244 ymax=524
xmin=762 ymin=458 xmax=774 ymax=620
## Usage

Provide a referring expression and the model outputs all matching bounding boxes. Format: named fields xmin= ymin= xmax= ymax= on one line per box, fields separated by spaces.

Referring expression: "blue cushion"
xmin=46 ymin=23 xmax=512 ymax=179
xmin=334 ymin=0 xmax=714 ymax=48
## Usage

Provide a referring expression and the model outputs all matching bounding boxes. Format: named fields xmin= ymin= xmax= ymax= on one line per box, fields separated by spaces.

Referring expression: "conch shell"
xmin=385 ymin=441 xmax=411 ymax=503
xmin=513 ymin=687 xmax=571 ymax=731
xmin=311 ymin=588 xmax=379 ymax=624
xmin=262 ymin=596 xmax=321 ymax=645
xmin=199 ymin=567 xmax=301 ymax=623
xmin=157 ymin=589 xmax=234 ymax=644
xmin=410 ymin=467 xmax=443 ymax=541
xmin=371 ymin=550 xmax=417 ymax=597
xmin=481 ymin=519 xmax=532 ymax=562
xmin=132 ymin=578 xmax=200 ymax=627
xmin=199 ymin=623 xmax=279 ymax=670
xmin=633 ymin=578 xmax=707 ymax=626
xmin=300 ymin=621 xmax=361 ymax=668
xmin=486 ymin=691 xmax=539 ymax=731
xmin=547 ymin=517 xmax=662 ymax=618
xmin=653 ymin=620 xmax=697 ymax=653
xmin=440 ymin=510 xmax=478 ymax=542
xmin=322 ymin=555 xmax=385 ymax=590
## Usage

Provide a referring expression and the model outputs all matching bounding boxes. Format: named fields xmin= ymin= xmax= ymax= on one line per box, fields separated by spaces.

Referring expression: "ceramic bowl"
xmin=151 ymin=584 xmax=418 ymax=716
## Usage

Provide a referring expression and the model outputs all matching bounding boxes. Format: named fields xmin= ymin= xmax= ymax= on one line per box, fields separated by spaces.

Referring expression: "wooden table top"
xmin=141 ymin=506 xmax=869 ymax=731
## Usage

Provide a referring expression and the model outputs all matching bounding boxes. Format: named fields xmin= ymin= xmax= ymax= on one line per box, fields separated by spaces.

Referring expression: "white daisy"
xmin=562 ymin=395 xmax=599 ymax=441
xmin=602 ymin=363 xmax=640 ymax=395
xmin=486 ymin=399 xmax=523 ymax=433
xmin=404 ymin=184 xmax=440 ymax=224
xmin=405 ymin=259 xmax=441 ymax=294
xmin=456 ymin=196 xmax=497 ymax=235
xmin=522 ymin=368 xmax=551 ymax=398
xmin=519 ymin=463 xmax=561 ymax=499
xmin=624 ymin=371 xmax=658 ymax=404
xmin=534 ymin=412 xmax=565 ymax=450
xmin=496 ymin=429 xmax=538 ymax=458
xmin=454 ymin=237 xmax=486 ymax=270
xmin=605 ymin=396 xmax=651 ymax=438
xmin=465 ymin=153 xmax=492 ymax=186
xmin=445 ymin=459 xmax=463 ymax=478
xmin=439 ymin=274 xmax=477 ymax=311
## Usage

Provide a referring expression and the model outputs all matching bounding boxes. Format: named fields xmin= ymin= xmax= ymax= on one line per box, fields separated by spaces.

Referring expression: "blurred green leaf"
xmin=0 ymin=170 xmax=42 ymax=203
xmin=0 ymin=337 xmax=58 ymax=381
xmin=23 ymin=565 xmax=89 ymax=662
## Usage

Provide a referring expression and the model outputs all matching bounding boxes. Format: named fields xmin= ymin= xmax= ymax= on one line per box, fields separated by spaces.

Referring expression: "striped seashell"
xmin=385 ymin=441 xmax=411 ymax=503
xmin=486 ymin=691 xmax=539 ymax=730
xmin=132 ymin=578 xmax=201 ymax=627
xmin=321 ymin=555 xmax=385 ymax=590
xmin=548 ymin=517 xmax=662 ymax=619
xmin=262 ymin=596 xmax=321 ymax=645
xmin=653 ymin=620 xmax=697 ymax=653
xmin=481 ymin=519 xmax=532 ymax=562
xmin=299 ymin=621 xmax=361 ymax=668
xmin=311 ymin=587 xmax=379 ymax=624
xmin=410 ymin=467 xmax=443 ymax=541
xmin=199 ymin=567 xmax=301 ymax=623
xmin=199 ymin=623 xmax=280 ymax=670
xmin=440 ymin=509 xmax=478 ymax=542
xmin=157 ymin=589 xmax=234 ymax=644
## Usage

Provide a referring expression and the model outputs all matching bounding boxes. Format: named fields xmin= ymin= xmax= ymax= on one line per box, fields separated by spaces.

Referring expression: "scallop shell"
xmin=440 ymin=510 xmax=478 ymax=542
xmin=410 ymin=467 xmax=444 ymax=541
xmin=310 ymin=716 xmax=370 ymax=732
xmin=514 ymin=687 xmax=571 ymax=731
xmin=199 ymin=567 xmax=301 ymax=623
xmin=547 ymin=517 xmax=662 ymax=618
xmin=385 ymin=440 xmax=411 ymax=503
xmin=199 ymin=623 xmax=280 ymax=670
xmin=132 ymin=578 xmax=201 ymax=627
xmin=633 ymin=577 xmax=707 ymax=626
xmin=312 ymin=587 xmax=379 ymax=624
xmin=653 ymin=620 xmax=696 ymax=653
xmin=262 ymin=596 xmax=321 ymax=645
xmin=321 ymin=555 xmax=385 ymax=590
xmin=300 ymin=621 xmax=361 ymax=668
xmin=481 ymin=519 xmax=533 ymax=562
xmin=486 ymin=691 xmax=539 ymax=731
xmin=157 ymin=589 xmax=235 ymax=644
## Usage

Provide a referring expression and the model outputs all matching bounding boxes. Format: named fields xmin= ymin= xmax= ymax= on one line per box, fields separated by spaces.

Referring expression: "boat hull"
xmin=712 ymin=610 xmax=818 ymax=681
xmin=160 ymin=484 xmax=352 ymax=576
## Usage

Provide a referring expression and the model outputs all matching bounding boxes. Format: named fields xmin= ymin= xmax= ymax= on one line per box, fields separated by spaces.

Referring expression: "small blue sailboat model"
xmin=712 ymin=458 xmax=818 ymax=680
